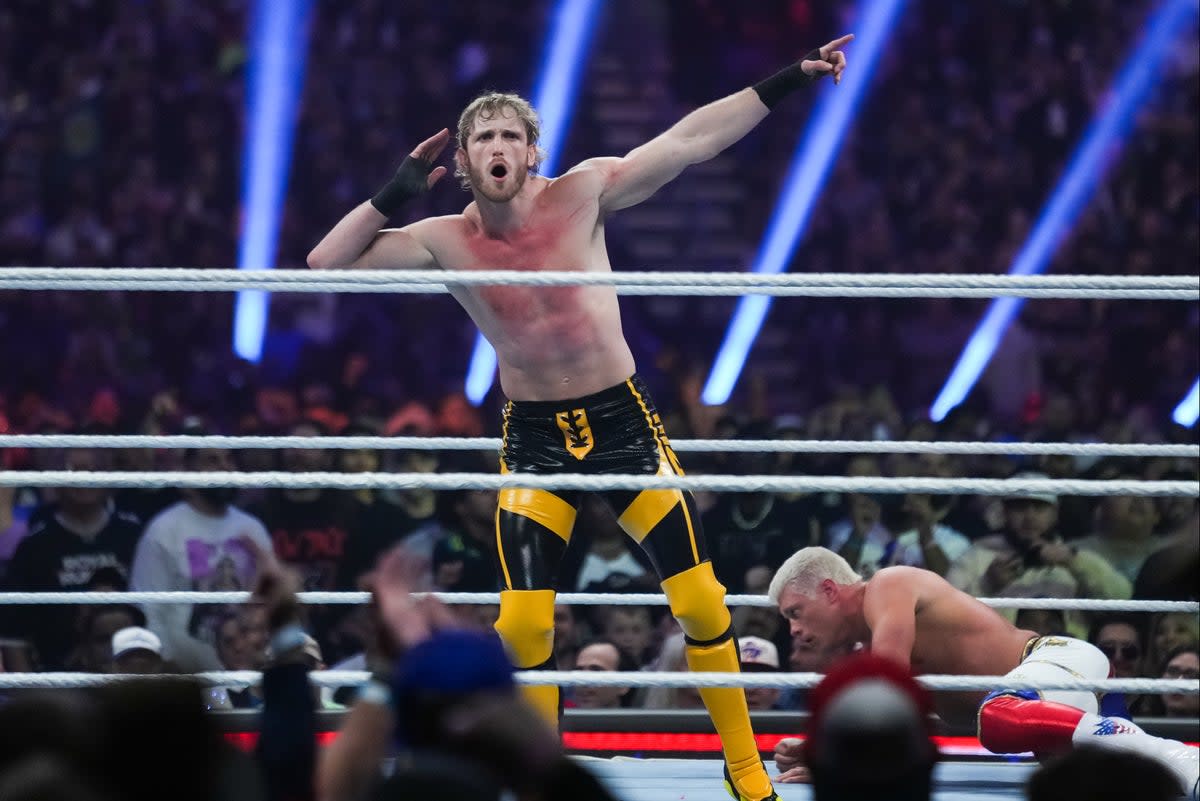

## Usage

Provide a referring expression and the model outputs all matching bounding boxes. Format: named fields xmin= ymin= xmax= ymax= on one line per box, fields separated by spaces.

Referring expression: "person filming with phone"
xmin=946 ymin=472 xmax=1131 ymax=637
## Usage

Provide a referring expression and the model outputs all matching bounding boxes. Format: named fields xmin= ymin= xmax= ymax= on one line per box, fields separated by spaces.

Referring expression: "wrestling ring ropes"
xmin=0 ymin=268 xmax=1197 ymax=800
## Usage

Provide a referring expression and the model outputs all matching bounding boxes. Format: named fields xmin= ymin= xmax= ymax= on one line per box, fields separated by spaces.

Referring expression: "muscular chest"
xmin=450 ymin=208 xmax=600 ymax=321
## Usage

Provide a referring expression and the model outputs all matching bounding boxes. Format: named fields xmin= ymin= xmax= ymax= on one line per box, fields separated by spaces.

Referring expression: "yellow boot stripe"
xmin=499 ymin=488 xmax=576 ymax=543
xmin=617 ymin=489 xmax=681 ymax=543
xmin=624 ymin=379 xmax=700 ymax=562
xmin=520 ymin=684 xmax=561 ymax=731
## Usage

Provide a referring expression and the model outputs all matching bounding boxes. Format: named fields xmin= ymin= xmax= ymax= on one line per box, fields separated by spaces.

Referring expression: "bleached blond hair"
xmin=455 ymin=91 xmax=546 ymax=188
xmin=767 ymin=547 xmax=862 ymax=602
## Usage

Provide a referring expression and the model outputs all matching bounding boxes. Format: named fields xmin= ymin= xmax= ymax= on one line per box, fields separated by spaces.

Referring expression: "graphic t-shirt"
xmin=0 ymin=504 xmax=144 ymax=668
xmin=254 ymin=491 xmax=357 ymax=593
xmin=130 ymin=501 xmax=272 ymax=671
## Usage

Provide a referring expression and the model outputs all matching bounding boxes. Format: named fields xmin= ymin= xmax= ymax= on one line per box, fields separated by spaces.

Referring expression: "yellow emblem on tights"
xmin=555 ymin=408 xmax=594 ymax=460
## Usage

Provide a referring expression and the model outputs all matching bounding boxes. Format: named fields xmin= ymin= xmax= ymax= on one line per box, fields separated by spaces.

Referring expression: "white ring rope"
xmin=0 ymin=671 xmax=1193 ymax=694
xmin=0 ymin=591 xmax=1192 ymax=613
xmin=1 ymin=268 xmax=1196 ymax=299
xmin=2 ymin=434 xmax=1195 ymax=459
xmin=2 ymin=471 xmax=1193 ymax=497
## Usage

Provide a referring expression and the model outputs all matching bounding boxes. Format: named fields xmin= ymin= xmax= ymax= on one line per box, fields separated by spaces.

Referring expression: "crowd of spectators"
xmin=1 ymin=412 xmax=1196 ymax=718
xmin=0 ymin=3 xmax=1197 ymax=797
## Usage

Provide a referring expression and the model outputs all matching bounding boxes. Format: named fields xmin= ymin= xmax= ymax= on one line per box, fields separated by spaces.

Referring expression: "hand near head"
xmin=409 ymin=128 xmax=450 ymax=189
xmin=802 ymin=34 xmax=854 ymax=85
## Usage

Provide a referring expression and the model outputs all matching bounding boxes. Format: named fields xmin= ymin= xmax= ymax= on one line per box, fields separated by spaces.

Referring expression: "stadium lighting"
xmin=1173 ymin=378 xmax=1200 ymax=427
xmin=465 ymin=0 xmax=602 ymax=404
xmin=930 ymin=0 xmax=1199 ymax=421
xmin=233 ymin=0 xmax=312 ymax=362
xmin=701 ymin=0 xmax=905 ymax=405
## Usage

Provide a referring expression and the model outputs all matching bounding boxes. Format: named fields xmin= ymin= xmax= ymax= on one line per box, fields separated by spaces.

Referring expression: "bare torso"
xmin=414 ymin=174 xmax=635 ymax=402
xmin=866 ymin=566 xmax=1038 ymax=725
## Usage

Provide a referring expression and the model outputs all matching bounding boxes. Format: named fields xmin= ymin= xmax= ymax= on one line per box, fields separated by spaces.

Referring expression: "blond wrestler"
xmin=766 ymin=547 xmax=1199 ymax=797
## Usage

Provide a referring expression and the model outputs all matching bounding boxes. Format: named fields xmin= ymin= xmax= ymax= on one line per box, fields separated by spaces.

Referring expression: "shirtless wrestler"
xmin=308 ymin=33 xmax=856 ymax=801
xmin=767 ymin=547 xmax=1199 ymax=796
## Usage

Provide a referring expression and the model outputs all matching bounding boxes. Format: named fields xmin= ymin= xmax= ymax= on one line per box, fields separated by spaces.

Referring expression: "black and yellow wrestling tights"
xmin=492 ymin=376 xmax=775 ymax=800
xmin=492 ymin=486 xmax=576 ymax=726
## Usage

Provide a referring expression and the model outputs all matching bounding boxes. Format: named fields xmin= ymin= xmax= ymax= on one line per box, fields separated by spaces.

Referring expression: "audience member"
xmin=885 ymin=493 xmax=970 ymax=576
xmin=1146 ymin=612 xmax=1200 ymax=675
xmin=553 ymin=604 xmax=581 ymax=670
xmin=0 ymin=446 xmax=143 ymax=670
xmin=1013 ymin=606 xmax=1068 ymax=638
xmin=947 ymin=475 xmax=1131 ymax=636
xmin=599 ymin=605 xmax=656 ymax=667
xmin=430 ymin=487 xmax=501 ymax=593
xmin=570 ymin=638 xmax=636 ymax=710
xmin=1158 ymin=645 xmax=1200 ymax=719
xmin=68 ymin=603 xmax=147 ymax=673
xmin=738 ymin=635 xmax=782 ymax=711
xmin=110 ymin=625 xmax=165 ymax=675
xmin=339 ymin=449 xmax=446 ymax=592
xmin=825 ymin=484 xmax=892 ymax=577
xmin=1074 ymin=486 xmax=1164 ymax=583
xmin=129 ymin=440 xmax=273 ymax=671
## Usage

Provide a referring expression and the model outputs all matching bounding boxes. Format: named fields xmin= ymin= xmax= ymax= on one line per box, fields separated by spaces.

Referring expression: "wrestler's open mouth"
xmin=490 ymin=164 xmax=508 ymax=178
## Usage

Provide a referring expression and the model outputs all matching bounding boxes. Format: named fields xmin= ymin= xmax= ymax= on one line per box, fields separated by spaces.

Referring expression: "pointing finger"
xmin=821 ymin=33 xmax=855 ymax=57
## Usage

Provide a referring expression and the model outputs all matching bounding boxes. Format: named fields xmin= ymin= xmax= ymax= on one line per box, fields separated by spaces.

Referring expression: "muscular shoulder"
xmin=558 ymin=157 xmax=622 ymax=203
xmin=871 ymin=565 xmax=928 ymax=586
xmin=867 ymin=566 xmax=943 ymax=603
xmin=398 ymin=214 xmax=468 ymax=244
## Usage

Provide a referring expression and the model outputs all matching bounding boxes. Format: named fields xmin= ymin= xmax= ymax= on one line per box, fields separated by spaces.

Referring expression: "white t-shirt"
xmin=575 ymin=550 xmax=648 ymax=591
xmin=824 ymin=520 xmax=893 ymax=578
xmin=888 ymin=525 xmax=971 ymax=569
xmin=130 ymin=501 xmax=272 ymax=671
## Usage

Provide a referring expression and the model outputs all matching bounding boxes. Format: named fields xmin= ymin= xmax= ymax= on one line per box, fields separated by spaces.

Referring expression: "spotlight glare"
xmin=930 ymin=0 xmax=1199 ymax=421
xmin=701 ymin=0 xmax=905 ymax=405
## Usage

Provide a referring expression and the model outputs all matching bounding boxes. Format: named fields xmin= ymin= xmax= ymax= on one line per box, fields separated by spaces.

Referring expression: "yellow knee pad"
xmin=493 ymin=589 xmax=556 ymax=667
xmin=493 ymin=589 xmax=560 ymax=729
xmin=661 ymin=561 xmax=732 ymax=644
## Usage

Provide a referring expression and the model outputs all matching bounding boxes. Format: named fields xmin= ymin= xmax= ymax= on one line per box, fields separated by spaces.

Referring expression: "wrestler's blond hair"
xmin=455 ymin=91 xmax=546 ymax=188
xmin=768 ymin=547 xmax=862 ymax=602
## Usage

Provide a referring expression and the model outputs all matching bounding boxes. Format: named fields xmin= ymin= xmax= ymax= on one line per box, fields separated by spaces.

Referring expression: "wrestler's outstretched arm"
xmin=307 ymin=129 xmax=450 ymax=271
xmin=570 ymin=34 xmax=853 ymax=213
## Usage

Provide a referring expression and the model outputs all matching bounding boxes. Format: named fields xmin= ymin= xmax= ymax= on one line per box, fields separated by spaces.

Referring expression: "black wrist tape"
xmin=752 ymin=48 xmax=824 ymax=109
xmin=370 ymin=155 xmax=432 ymax=216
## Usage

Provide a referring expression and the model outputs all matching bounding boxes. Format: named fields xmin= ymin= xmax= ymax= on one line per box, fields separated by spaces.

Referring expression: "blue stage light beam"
xmin=1173 ymin=378 xmax=1200 ymax=427
xmin=233 ymin=0 xmax=312 ymax=362
xmin=930 ymin=0 xmax=1199 ymax=421
xmin=465 ymin=0 xmax=602 ymax=404
xmin=701 ymin=0 xmax=905 ymax=405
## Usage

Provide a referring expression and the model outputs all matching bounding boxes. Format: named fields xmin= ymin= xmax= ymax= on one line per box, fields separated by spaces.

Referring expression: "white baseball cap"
xmin=112 ymin=626 xmax=163 ymax=659
xmin=738 ymin=636 xmax=780 ymax=670
xmin=1004 ymin=471 xmax=1059 ymax=507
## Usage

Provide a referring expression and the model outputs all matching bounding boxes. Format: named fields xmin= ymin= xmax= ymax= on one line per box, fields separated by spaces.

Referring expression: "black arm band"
xmin=370 ymin=155 xmax=432 ymax=217
xmin=752 ymin=49 xmax=823 ymax=109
